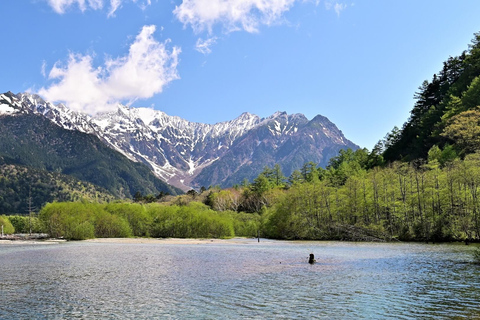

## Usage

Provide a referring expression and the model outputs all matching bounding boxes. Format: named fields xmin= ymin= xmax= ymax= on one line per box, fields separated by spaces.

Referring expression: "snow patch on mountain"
xmin=0 ymin=104 xmax=16 ymax=114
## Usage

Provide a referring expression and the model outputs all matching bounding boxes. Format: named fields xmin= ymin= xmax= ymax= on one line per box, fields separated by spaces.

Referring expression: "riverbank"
xmin=83 ymin=237 xmax=261 ymax=245
xmin=0 ymin=236 xmax=262 ymax=245
xmin=0 ymin=235 xmax=66 ymax=245
xmin=0 ymin=233 xmax=50 ymax=240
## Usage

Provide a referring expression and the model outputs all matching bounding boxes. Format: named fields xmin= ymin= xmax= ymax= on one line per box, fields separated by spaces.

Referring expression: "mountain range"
xmin=0 ymin=91 xmax=358 ymax=191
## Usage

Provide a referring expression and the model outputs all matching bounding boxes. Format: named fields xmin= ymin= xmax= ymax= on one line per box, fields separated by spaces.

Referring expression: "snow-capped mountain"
xmin=0 ymin=91 xmax=359 ymax=190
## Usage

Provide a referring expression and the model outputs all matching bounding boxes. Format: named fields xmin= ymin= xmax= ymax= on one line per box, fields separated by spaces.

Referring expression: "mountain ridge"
xmin=1 ymin=91 xmax=359 ymax=190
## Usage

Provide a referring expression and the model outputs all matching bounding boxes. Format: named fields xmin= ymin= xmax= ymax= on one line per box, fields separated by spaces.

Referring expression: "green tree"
xmin=288 ymin=169 xmax=303 ymax=186
xmin=428 ymin=145 xmax=442 ymax=164
xmin=442 ymin=110 xmax=480 ymax=154
xmin=461 ymin=76 xmax=480 ymax=110
xmin=0 ymin=216 xmax=15 ymax=234
xmin=301 ymin=162 xmax=318 ymax=183
xmin=271 ymin=164 xmax=286 ymax=187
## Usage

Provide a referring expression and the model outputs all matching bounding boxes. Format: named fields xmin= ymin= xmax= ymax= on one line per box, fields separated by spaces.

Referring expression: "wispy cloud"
xmin=41 ymin=60 xmax=47 ymax=78
xmin=173 ymin=0 xmax=297 ymax=34
xmin=45 ymin=0 xmax=151 ymax=16
xmin=39 ymin=25 xmax=181 ymax=115
xmin=47 ymin=0 xmax=102 ymax=14
xmin=334 ymin=3 xmax=347 ymax=16
xmin=324 ymin=1 xmax=348 ymax=17
xmin=195 ymin=37 xmax=217 ymax=55
xmin=108 ymin=0 xmax=122 ymax=17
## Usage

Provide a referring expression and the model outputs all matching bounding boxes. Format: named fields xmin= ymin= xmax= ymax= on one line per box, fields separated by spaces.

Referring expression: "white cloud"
xmin=46 ymin=0 xmax=150 ymax=15
xmin=39 ymin=25 xmax=181 ymax=115
xmin=47 ymin=0 xmax=103 ymax=13
xmin=334 ymin=3 xmax=347 ymax=16
xmin=195 ymin=37 xmax=217 ymax=55
xmin=324 ymin=1 xmax=347 ymax=17
xmin=173 ymin=0 xmax=297 ymax=34
xmin=108 ymin=0 xmax=122 ymax=17
xmin=136 ymin=0 xmax=151 ymax=11
xmin=41 ymin=61 xmax=47 ymax=78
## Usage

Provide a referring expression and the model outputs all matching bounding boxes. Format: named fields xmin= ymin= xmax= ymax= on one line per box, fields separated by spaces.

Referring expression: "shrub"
xmin=230 ymin=211 xmax=260 ymax=237
xmin=8 ymin=215 xmax=44 ymax=233
xmin=0 ymin=215 xmax=15 ymax=234
xmin=103 ymin=203 xmax=151 ymax=236
xmin=39 ymin=202 xmax=100 ymax=240
xmin=148 ymin=202 xmax=234 ymax=238
xmin=94 ymin=211 xmax=132 ymax=238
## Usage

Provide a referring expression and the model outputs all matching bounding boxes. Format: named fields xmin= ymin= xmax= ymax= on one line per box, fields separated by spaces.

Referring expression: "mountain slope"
xmin=192 ymin=112 xmax=358 ymax=188
xmin=1 ymin=91 xmax=359 ymax=190
xmin=383 ymin=32 xmax=480 ymax=162
xmin=0 ymin=103 xmax=182 ymax=197
xmin=0 ymin=160 xmax=115 ymax=214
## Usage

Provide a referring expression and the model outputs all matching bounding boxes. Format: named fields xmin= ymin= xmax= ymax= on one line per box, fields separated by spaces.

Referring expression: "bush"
xmin=103 ymin=203 xmax=151 ymax=236
xmin=70 ymin=221 xmax=95 ymax=240
xmin=94 ymin=211 xmax=132 ymax=238
xmin=0 ymin=215 xmax=15 ymax=234
xmin=39 ymin=202 xmax=105 ymax=239
xmin=38 ymin=200 xmax=238 ymax=240
xmin=148 ymin=202 xmax=234 ymax=238
xmin=8 ymin=215 xmax=43 ymax=233
xmin=230 ymin=211 xmax=260 ymax=237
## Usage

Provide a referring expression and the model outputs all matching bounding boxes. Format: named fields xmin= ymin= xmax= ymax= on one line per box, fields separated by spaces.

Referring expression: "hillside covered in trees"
xmin=0 ymin=160 xmax=114 ymax=214
xmin=6 ymin=148 xmax=480 ymax=242
xmin=0 ymin=112 xmax=183 ymax=200
xmin=382 ymin=32 xmax=480 ymax=163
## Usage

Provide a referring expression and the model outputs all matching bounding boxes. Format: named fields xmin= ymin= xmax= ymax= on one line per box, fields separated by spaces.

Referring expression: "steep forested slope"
xmin=0 ymin=160 xmax=114 ymax=214
xmin=383 ymin=32 xmax=480 ymax=161
xmin=0 ymin=113 xmax=182 ymax=198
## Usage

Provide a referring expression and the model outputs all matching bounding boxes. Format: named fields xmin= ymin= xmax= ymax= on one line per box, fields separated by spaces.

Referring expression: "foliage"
xmin=0 ymin=163 xmax=114 ymax=215
xmin=229 ymin=211 xmax=260 ymax=237
xmin=28 ymin=147 xmax=480 ymax=242
xmin=39 ymin=202 xmax=133 ymax=240
xmin=39 ymin=202 xmax=96 ymax=240
xmin=147 ymin=202 xmax=234 ymax=238
xmin=94 ymin=210 xmax=132 ymax=238
xmin=8 ymin=215 xmax=43 ymax=233
xmin=442 ymin=110 xmax=480 ymax=154
xmin=383 ymin=32 xmax=480 ymax=162
xmin=238 ymin=151 xmax=480 ymax=242
xmin=103 ymin=203 xmax=151 ymax=236
xmin=0 ymin=215 xmax=15 ymax=234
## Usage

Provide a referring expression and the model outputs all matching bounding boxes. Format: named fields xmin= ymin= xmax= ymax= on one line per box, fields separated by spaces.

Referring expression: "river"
xmin=1 ymin=239 xmax=479 ymax=319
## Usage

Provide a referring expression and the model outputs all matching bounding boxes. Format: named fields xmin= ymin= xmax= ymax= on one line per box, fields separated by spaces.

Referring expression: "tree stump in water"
xmin=308 ymin=253 xmax=316 ymax=264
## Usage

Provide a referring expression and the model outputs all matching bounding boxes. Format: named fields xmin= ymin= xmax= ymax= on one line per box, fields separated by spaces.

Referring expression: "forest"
xmin=2 ymin=148 xmax=480 ymax=243
xmin=3 ymin=32 xmax=480 ymax=244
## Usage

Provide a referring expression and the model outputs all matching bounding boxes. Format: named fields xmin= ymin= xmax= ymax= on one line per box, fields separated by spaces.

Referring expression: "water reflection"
xmin=0 ymin=240 xmax=479 ymax=319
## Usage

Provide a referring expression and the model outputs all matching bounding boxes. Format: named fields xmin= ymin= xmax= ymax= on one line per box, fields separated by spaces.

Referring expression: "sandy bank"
xmin=0 ymin=239 xmax=66 ymax=245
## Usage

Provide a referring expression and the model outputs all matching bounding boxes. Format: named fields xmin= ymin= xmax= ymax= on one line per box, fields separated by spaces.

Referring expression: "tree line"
xmin=199 ymin=148 xmax=480 ymax=242
xmin=383 ymin=31 xmax=480 ymax=162
xmin=2 ymin=148 xmax=480 ymax=242
xmin=0 ymin=201 xmax=259 ymax=240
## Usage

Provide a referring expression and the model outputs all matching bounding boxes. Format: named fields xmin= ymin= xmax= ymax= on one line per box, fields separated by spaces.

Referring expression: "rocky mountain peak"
xmin=1 ymin=91 xmax=359 ymax=190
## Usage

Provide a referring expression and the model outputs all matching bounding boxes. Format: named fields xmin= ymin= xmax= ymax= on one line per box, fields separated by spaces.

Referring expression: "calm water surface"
xmin=1 ymin=239 xmax=479 ymax=319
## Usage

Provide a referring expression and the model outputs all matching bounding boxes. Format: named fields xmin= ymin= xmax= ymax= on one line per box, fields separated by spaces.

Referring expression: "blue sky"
xmin=1 ymin=1 xmax=480 ymax=150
